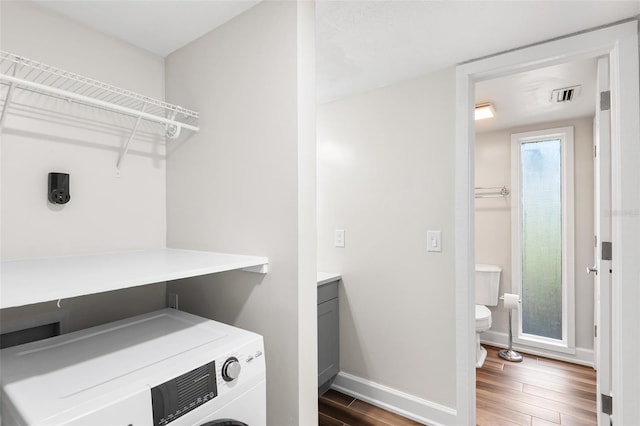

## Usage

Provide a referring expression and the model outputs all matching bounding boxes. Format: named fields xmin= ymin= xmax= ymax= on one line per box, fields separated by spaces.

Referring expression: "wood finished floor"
xmin=318 ymin=389 xmax=423 ymax=426
xmin=318 ymin=346 xmax=596 ymax=426
xmin=476 ymin=346 xmax=596 ymax=426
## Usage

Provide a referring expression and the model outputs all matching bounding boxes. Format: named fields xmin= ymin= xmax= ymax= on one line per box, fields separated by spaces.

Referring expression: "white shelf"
xmin=0 ymin=249 xmax=269 ymax=309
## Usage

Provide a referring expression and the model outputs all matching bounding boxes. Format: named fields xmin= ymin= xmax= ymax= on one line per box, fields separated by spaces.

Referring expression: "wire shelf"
xmin=0 ymin=50 xmax=199 ymax=126
xmin=0 ymin=50 xmax=200 ymax=172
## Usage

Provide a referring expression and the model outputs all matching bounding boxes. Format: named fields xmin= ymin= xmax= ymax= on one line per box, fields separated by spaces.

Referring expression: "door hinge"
xmin=600 ymin=91 xmax=611 ymax=111
xmin=594 ymin=145 xmax=597 ymax=158
xmin=595 ymin=324 xmax=598 ymax=338
xmin=602 ymin=241 xmax=612 ymax=261
xmin=601 ymin=394 xmax=613 ymax=415
xmin=595 ymin=235 xmax=598 ymax=248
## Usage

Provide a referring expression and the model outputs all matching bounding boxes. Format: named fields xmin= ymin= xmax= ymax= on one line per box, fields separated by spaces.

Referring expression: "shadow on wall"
xmin=0 ymin=283 xmax=167 ymax=337
xmin=334 ymin=281 xmax=369 ymax=377
xmin=4 ymin=95 xmax=166 ymax=163
xmin=166 ymin=271 xmax=266 ymax=325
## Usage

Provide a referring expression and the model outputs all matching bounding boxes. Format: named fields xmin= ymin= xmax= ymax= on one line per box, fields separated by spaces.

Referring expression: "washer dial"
xmin=222 ymin=357 xmax=241 ymax=382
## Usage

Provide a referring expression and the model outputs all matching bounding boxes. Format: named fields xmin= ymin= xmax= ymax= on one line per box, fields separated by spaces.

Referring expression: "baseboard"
xmin=331 ymin=372 xmax=457 ymax=426
xmin=480 ymin=330 xmax=595 ymax=367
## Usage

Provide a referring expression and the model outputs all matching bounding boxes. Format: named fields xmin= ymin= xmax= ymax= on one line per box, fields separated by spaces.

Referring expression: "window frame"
xmin=510 ymin=126 xmax=575 ymax=354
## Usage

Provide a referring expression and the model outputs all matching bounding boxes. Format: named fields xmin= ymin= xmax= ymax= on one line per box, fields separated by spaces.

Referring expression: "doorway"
xmin=454 ymin=20 xmax=640 ymax=426
xmin=473 ymin=57 xmax=599 ymax=425
xmin=474 ymin=58 xmax=595 ymax=361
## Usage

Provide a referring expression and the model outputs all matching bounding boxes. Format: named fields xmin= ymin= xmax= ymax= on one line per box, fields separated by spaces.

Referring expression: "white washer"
xmin=0 ymin=308 xmax=266 ymax=426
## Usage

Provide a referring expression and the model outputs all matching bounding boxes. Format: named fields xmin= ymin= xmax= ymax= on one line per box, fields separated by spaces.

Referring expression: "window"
xmin=511 ymin=127 xmax=575 ymax=353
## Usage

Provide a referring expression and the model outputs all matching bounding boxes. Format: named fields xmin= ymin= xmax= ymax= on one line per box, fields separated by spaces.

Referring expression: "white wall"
xmin=1 ymin=0 xmax=166 ymax=258
xmin=317 ymin=68 xmax=457 ymax=414
xmin=0 ymin=2 xmax=166 ymax=330
xmin=164 ymin=2 xmax=316 ymax=425
xmin=475 ymin=117 xmax=595 ymax=356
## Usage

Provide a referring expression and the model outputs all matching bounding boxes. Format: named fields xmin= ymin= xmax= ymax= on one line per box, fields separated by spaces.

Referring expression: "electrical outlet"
xmin=335 ymin=229 xmax=345 ymax=248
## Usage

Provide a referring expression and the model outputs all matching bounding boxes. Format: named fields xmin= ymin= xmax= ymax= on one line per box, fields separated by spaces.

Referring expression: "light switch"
xmin=335 ymin=229 xmax=345 ymax=248
xmin=427 ymin=230 xmax=441 ymax=252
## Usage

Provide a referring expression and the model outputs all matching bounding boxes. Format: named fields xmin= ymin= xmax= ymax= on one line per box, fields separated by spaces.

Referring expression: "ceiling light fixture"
xmin=475 ymin=103 xmax=495 ymax=120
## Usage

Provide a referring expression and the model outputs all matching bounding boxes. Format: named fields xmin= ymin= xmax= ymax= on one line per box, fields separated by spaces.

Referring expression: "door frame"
xmin=593 ymin=55 xmax=612 ymax=426
xmin=454 ymin=20 xmax=640 ymax=425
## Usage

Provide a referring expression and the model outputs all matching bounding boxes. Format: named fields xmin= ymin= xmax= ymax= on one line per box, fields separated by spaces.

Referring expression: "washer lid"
xmin=1 ymin=309 xmax=262 ymax=426
xmin=4 ymin=310 xmax=227 ymax=397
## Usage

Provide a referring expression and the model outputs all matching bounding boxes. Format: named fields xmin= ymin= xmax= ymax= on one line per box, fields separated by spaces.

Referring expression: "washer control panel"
xmin=151 ymin=361 xmax=218 ymax=426
xmin=215 ymin=347 xmax=264 ymax=390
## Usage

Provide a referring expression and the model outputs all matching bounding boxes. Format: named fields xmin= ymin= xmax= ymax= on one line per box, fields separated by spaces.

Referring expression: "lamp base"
xmin=498 ymin=348 xmax=523 ymax=362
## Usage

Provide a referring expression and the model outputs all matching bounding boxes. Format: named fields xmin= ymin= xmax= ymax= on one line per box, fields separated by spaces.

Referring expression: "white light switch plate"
xmin=335 ymin=229 xmax=345 ymax=248
xmin=427 ymin=230 xmax=441 ymax=252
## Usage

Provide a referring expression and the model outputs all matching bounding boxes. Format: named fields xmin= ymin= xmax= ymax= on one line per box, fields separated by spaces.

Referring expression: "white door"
xmin=593 ymin=55 xmax=612 ymax=426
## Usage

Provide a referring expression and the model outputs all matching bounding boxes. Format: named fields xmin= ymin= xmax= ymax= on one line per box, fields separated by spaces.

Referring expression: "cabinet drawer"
xmin=317 ymin=281 xmax=338 ymax=304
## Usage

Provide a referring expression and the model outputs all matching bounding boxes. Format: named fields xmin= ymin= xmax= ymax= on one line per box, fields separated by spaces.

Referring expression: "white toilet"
xmin=475 ymin=264 xmax=502 ymax=368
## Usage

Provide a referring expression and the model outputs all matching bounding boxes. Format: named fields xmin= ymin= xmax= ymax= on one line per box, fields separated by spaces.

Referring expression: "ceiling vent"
xmin=551 ymin=85 xmax=582 ymax=103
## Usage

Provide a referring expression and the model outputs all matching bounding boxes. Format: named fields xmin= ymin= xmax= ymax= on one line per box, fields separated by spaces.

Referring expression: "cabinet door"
xmin=318 ymin=298 xmax=339 ymax=387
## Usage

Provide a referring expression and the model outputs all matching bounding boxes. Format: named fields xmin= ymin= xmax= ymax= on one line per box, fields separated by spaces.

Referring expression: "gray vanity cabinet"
xmin=318 ymin=280 xmax=339 ymax=393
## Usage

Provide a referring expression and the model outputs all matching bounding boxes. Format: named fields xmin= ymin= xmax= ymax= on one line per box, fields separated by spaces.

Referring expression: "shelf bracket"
xmin=241 ymin=263 xmax=269 ymax=274
xmin=116 ymin=103 xmax=146 ymax=175
xmin=165 ymin=111 xmax=182 ymax=139
xmin=0 ymin=63 xmax=18 ymax=132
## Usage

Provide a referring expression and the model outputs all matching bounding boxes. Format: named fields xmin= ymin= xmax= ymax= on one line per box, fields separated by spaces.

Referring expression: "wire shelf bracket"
xmin=0 ymin=61 xmax=17 ymax=130
xmin=0 ymin=50 xmax=200 ymax=172
xmin=116 ymin=103 xmax=146 ymax=175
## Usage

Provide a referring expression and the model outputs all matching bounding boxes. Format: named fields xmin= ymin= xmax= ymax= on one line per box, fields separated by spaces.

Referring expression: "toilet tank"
xmin=475 ymin=264 xmax=502 ymax=306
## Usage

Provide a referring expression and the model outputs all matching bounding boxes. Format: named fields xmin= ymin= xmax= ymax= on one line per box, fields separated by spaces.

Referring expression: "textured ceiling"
xmin=30 ymin=0 xmax=640 ymax=104
xmin=475 ymin=57 xmax=598 ymax=133
xmin=33 ymin=0 xmax=260 ymax=57
xmin=316 ymin=1 xmax=639 ymax=102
